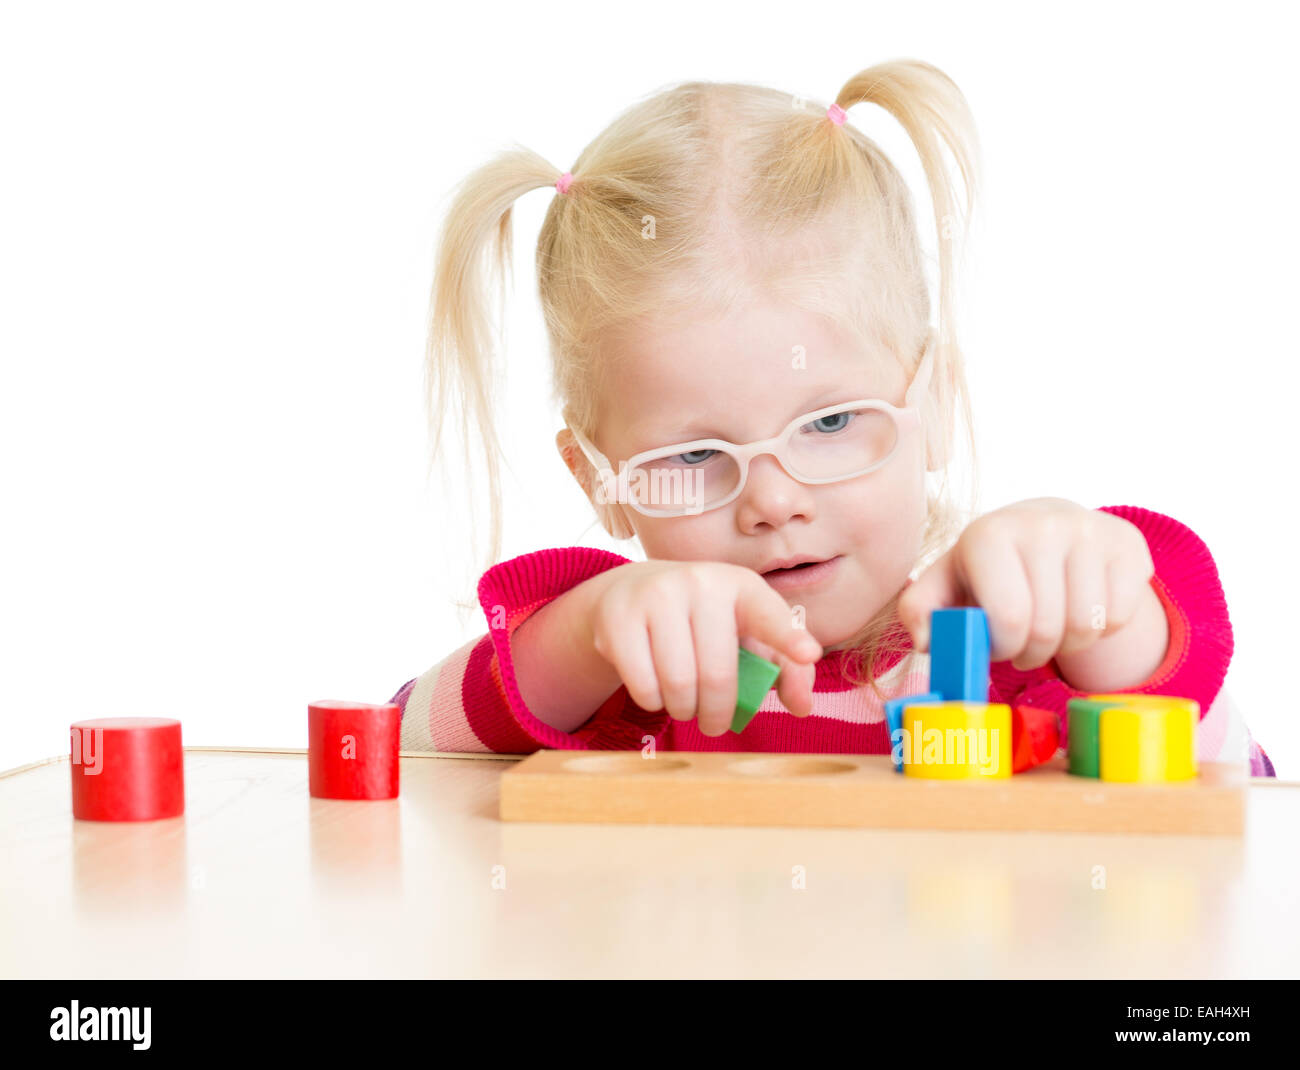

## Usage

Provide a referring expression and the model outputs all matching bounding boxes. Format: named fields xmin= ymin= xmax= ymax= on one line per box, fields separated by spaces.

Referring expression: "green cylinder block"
xmin=1066 ymin=698 xmax=1113 ymax=777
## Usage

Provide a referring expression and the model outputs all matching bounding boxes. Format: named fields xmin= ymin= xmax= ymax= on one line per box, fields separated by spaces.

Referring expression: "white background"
xmin=2 ymin=1 xmax=1296 ymax=773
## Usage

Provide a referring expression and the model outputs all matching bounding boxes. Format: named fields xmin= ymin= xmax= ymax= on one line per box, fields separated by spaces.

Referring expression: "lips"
xmin=761 ymin=555 xmax=843 ymax=592
xmin=760 ymin=555 xmax=830 ymax=574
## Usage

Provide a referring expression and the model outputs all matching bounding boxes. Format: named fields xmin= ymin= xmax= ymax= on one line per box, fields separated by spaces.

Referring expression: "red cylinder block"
xmin=69 ymin=717 xmax=185 ymax=821
xmin=307 ymin=701 xmax=401 ymax=800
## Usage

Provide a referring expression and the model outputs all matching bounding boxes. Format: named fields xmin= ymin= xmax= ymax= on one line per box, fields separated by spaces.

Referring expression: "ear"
xmin=555 ymin=428 xmax=637 ymax=540
xmin=555 ymin=427 xmax=586 ymax=485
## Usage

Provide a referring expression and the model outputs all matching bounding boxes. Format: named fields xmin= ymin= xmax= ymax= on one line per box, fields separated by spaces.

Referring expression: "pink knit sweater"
xmin=390 ymin=505 xmax=1276 ymax=777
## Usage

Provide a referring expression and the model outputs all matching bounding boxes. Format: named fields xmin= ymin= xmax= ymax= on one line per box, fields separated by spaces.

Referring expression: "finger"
xmin=598 ymin=619 xmax=663 ymax=712
xmin=1058 ymin=541 xmax=1108 ymax=658
xmin=691 ymin=600 xmax=740 ymax=737
xmin=742 ymin=636 xmax=814 ymax=719
xmin=737 ymin=576 xmax=823 ymax=664
xmin=898 ymin=549 xmax=969 ymax=652
xmin=1009 ymin=539 xmax=1067 ymax=671
xmin=957 ymin=533 xmax=1034 ymax=664
xmin=647 ymin=605 xmax=699 ymax=723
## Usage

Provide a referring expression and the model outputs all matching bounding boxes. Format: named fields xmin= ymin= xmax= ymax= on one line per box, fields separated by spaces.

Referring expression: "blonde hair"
xmin=426 ymin=59 xmax=982 ymax=702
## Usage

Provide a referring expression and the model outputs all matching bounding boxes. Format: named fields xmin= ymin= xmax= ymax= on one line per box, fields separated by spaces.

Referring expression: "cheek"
xmin=833 ymin=450 xmax=927 ymax=552
xmin=632 ymin=514 xmax=732 ymax=561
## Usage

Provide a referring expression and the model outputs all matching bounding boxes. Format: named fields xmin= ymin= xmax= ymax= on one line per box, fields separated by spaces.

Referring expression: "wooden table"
xmin=2 ymin=748 xmax=1297 ymax=978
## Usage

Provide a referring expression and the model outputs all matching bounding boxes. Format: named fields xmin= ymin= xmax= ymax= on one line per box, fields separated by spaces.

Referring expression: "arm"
xmin=509 ymin=566 xmax=627 ymax=733
xmin=391 ymin=546 xmax=668 ymax=753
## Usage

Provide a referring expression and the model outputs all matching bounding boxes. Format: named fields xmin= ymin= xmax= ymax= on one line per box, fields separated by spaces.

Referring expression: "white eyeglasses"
xmin=566 ymin=336 xmax=934 ymax=518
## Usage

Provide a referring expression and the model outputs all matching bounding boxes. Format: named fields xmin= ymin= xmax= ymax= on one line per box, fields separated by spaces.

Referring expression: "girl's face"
xmin=563 ymin=299 xmax=934 ymax=651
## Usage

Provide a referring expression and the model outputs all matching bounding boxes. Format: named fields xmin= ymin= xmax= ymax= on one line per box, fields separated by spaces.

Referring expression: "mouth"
xmin=760 ymin=555 xmax=832 ymax=575
xmin=761 ymin=555 xmax=843 ymax=591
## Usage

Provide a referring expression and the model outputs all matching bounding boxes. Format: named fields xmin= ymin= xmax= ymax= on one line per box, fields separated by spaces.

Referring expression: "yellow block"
xmin=902 ymin=702 xmax=1012 ymax=780
xmin=1088 ymin=693 xmax=1200 ymax=721
xmin=1098 ymin=702 xmax=1197 ymax=782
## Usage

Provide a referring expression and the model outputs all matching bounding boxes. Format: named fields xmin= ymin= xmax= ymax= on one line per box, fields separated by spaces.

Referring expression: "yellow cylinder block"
xmin=1087 ymin=693 xmax=1200 ymax=721
xmin=901 ymin=702 xmax=1012 ymax=780
xmin=1097 ymin=701 xmax=1197 ymax=782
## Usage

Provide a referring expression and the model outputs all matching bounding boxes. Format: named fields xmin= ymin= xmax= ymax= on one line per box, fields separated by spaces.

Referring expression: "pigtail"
xmin=834 ymin=61 xmax=979 ymax=352
xmin=425 ymin=146 xmax=564 ymax=580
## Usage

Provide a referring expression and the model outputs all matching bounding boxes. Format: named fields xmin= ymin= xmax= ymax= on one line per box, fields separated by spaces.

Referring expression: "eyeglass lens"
xmin=629 ymin=406 xmax=898 ymax=514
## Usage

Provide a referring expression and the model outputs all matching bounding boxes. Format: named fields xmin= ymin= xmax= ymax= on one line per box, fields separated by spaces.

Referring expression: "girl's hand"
xmin=898 ymin=497 xmax=1157 ymax=671
xmin=586 ymin=560 xmax=824 ymax=736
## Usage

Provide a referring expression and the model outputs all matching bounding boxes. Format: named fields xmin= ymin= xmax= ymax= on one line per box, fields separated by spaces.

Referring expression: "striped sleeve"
xmin=390 ymin=546 xmax=665 ymax=753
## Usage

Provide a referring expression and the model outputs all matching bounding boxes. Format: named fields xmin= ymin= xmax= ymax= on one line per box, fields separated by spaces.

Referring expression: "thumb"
xmin=899 ymin=551 xmax=967 ymax=653
xmin=774 ymin=654 xmax=816 ymax=718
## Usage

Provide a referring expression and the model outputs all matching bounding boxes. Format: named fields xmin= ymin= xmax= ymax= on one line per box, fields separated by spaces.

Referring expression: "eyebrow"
xmin=635 ymin=384 xmax=879 ymax=447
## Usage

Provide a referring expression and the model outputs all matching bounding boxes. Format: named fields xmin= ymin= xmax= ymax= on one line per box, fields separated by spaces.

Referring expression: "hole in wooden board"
xmin=562 ymin=756 xmax=691 ymax=774
xmin=727 ymin=757 xmax=858 ymax=777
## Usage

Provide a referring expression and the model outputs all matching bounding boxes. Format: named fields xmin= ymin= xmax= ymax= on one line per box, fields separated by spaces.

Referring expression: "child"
xmin=390 ymin=60 xmax=1275 ymax=777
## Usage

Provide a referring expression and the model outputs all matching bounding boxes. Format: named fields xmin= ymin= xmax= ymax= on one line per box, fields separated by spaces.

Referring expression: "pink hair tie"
xmin=827 ymin=104 xmax=847 ymax=126
xmin=556 ymin=171 xmax=573 ymax=194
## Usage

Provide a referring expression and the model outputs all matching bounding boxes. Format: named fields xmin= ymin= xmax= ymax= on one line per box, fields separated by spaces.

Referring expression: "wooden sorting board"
xmin=499 ymin=751 xmax=1246 ymax=836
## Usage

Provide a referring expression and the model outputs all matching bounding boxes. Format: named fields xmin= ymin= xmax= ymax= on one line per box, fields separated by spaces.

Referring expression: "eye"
xmin=805 ymin=411 xmax=855 ymax=434
xmin=672 ymin=449 xmax=720 ymax=465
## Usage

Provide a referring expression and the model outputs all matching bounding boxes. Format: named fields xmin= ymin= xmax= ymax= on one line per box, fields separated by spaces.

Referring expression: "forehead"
xmin=598 ymin=303 xmax=904 ymax=448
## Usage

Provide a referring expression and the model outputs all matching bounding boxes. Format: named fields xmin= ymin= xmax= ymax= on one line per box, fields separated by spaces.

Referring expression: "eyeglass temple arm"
xmin=566 ymin=422 xmax=612 ymax=472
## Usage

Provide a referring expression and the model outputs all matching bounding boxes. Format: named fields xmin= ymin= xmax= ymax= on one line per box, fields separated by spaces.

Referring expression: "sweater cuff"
xmin=989 ymin=505 xmax=1234 ymax=730
xmin=1087 ymin=505 xmax=1233 ymax=709
xmin=470 ymin=546 xmax=667 ymax=751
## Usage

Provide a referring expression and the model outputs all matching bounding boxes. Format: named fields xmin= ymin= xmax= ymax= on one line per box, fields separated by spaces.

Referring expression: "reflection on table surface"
xmin=1 ymin=749 xmax=1295 ymax=978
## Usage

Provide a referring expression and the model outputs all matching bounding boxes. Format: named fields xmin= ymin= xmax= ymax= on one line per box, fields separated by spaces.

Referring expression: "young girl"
xmin=391 ymin=60 xmax=1275 ymax=777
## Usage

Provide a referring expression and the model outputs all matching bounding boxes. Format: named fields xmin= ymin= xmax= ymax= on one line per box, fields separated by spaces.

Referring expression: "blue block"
xmin=884 ymin=692 xmax=943 ymax=771
xmin=929 ymin=607 xmax=990 ymax=703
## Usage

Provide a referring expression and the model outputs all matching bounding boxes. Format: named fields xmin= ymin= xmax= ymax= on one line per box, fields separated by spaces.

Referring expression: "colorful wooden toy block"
xmin=1011 ymin=704 xmax=1060 ymax=773
xmin=1066 ymin=698 xmax=1106 ymax=777
xmin=884 ymin=692 xmax=943 ymax=771
xmin=1066 ymin=694 xmax=1199 ymax=783
xmin=1098 ymin=701 xmax=1197 ymax=783
xmin=69 ymin=717 xmax=185 ymax=821
xmin=307 ymin=701 xmax=401 ymax=799
xmin=929 ymin=607 xmax=990 ymax=703
xmin=1088 ymin=693 xmax=1200 ymax=722
xmin=911 ymin=609 xmax=1053 ymax=776
xmin=730 ymin=647 xmax=782 ymax=733
xmin=901 ymin=701 xmax=1012 ymax=779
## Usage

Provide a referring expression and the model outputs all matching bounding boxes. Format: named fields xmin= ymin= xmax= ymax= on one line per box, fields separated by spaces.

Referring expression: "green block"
xmin=731 ymin=647 xmax=782 ymax=733
xmin=1067 ymin=698 xmax=1125 ymax=777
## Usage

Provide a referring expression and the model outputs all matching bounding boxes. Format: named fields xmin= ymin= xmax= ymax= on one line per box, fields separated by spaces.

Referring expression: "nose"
xmin=734 ymin=452 xmax=815 ymax=532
